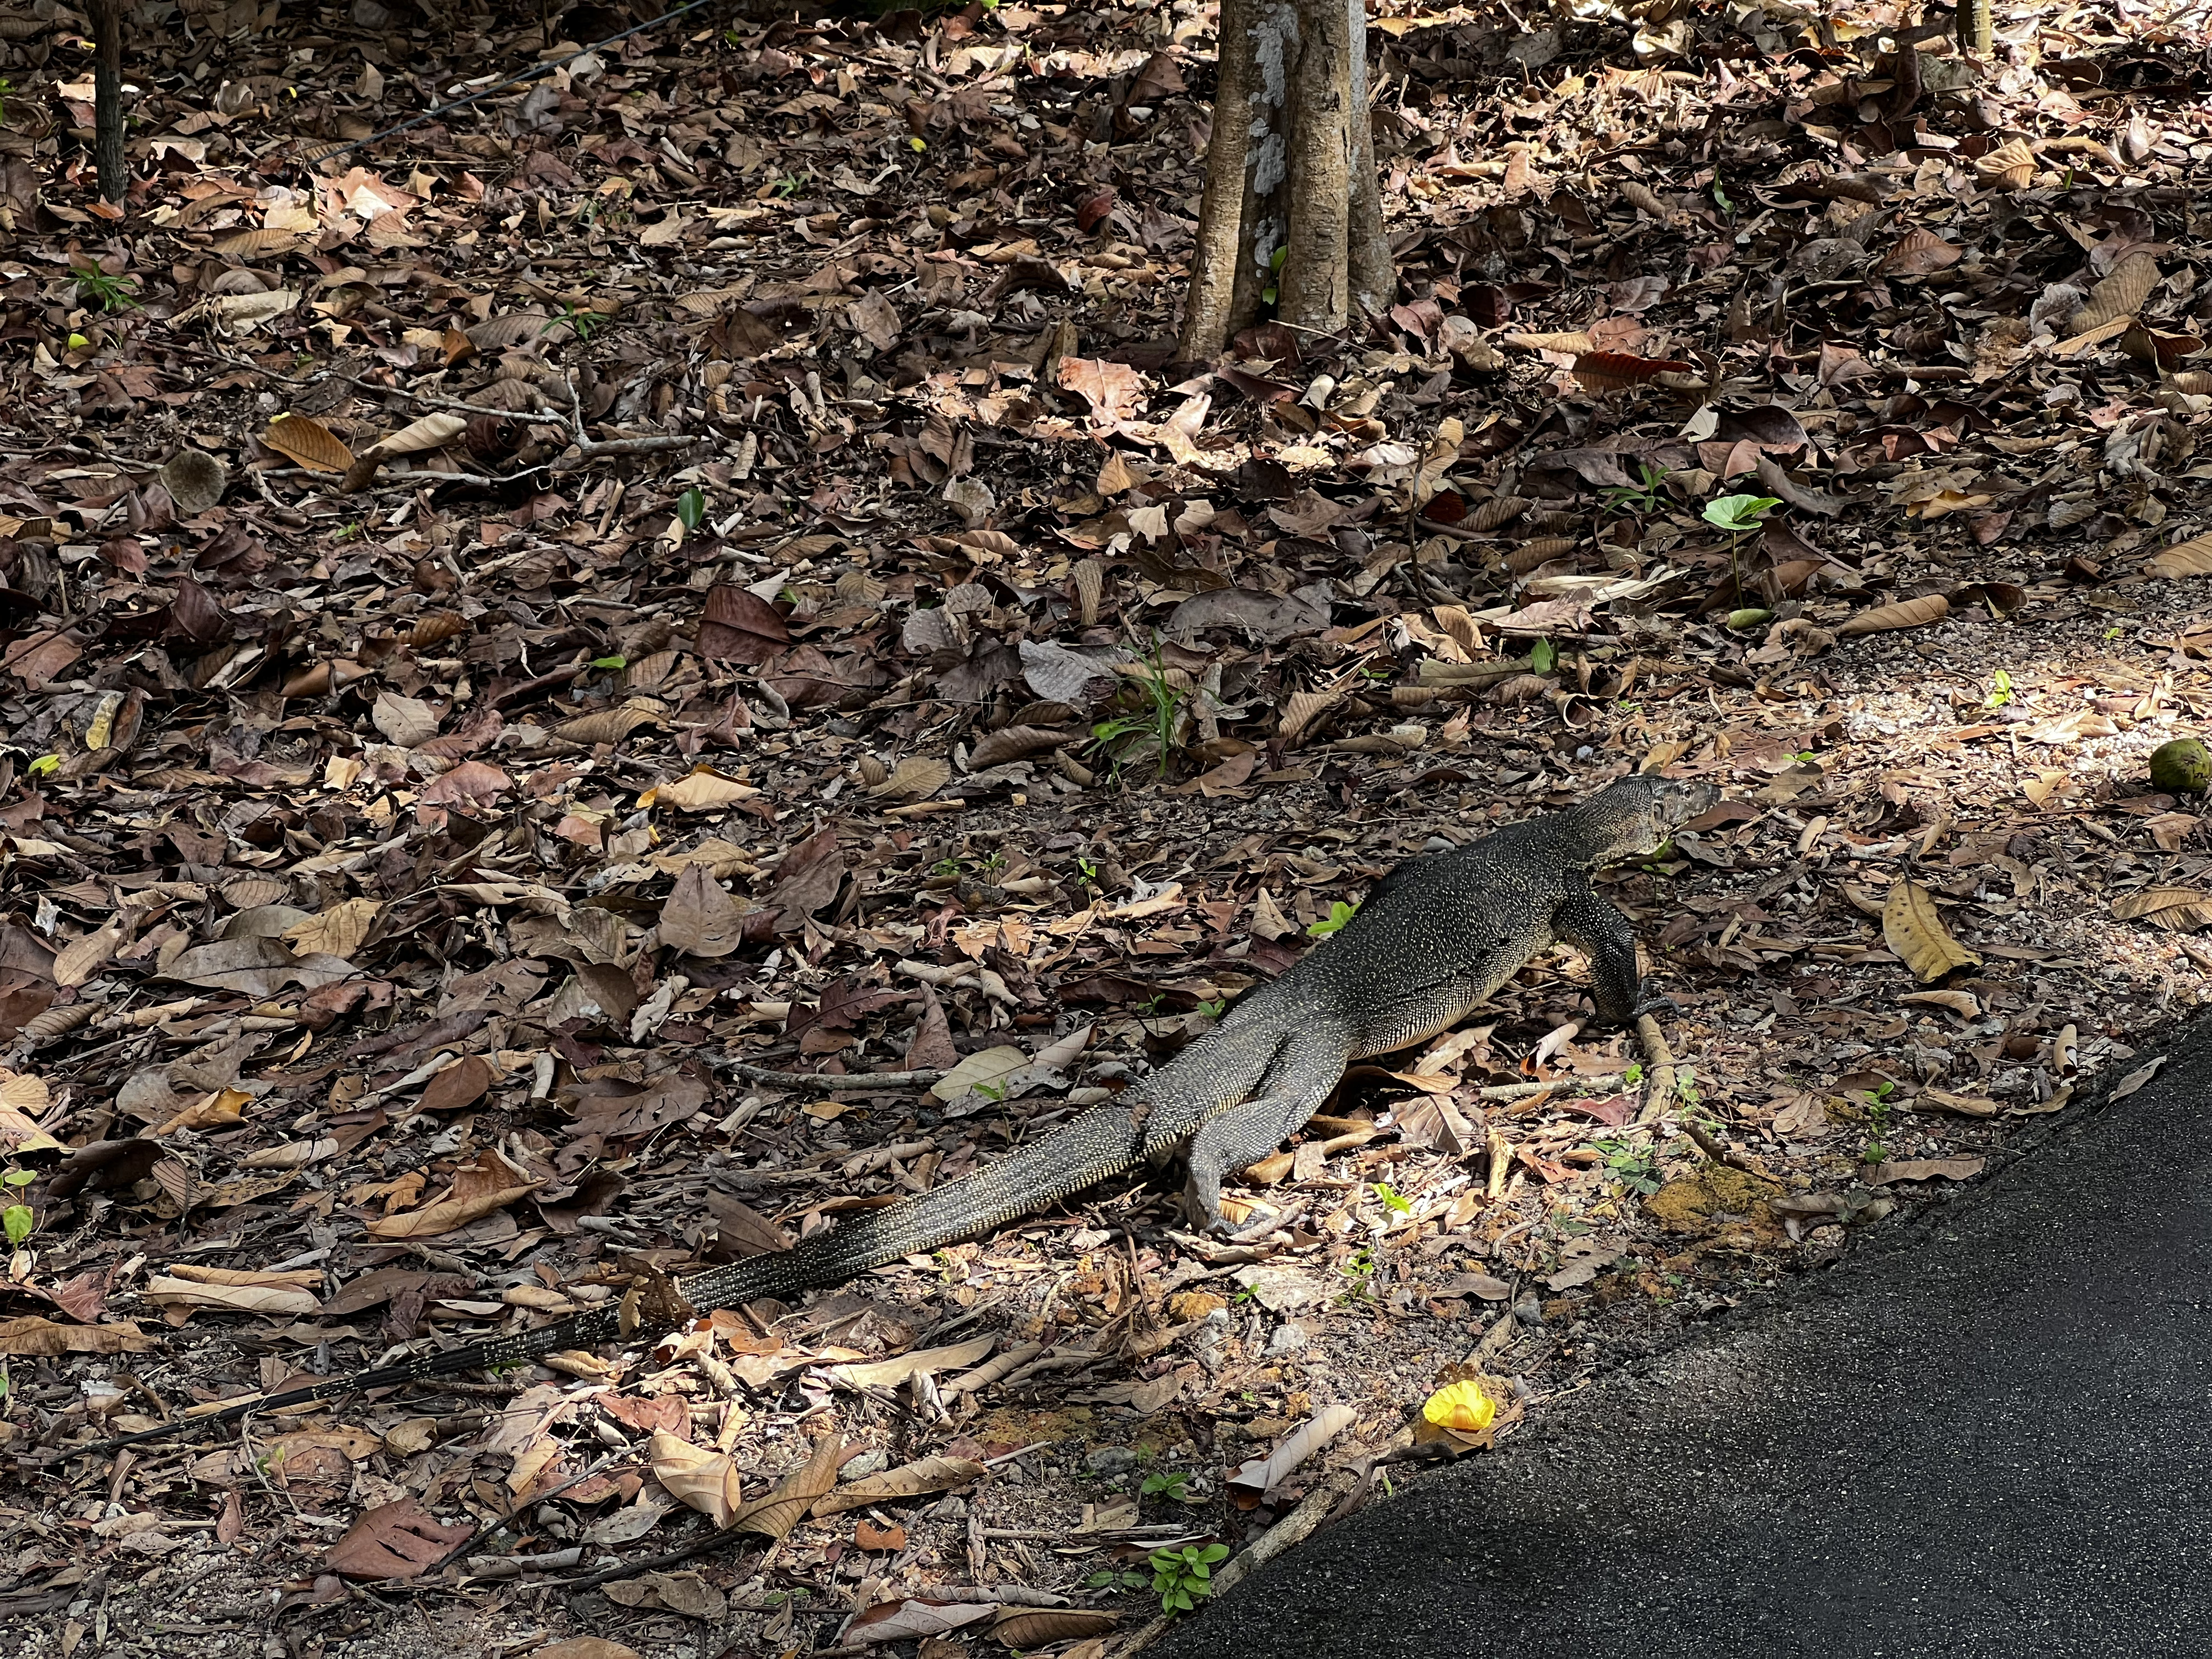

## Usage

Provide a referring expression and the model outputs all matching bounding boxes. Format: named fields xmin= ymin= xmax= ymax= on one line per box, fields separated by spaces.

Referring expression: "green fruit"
xmin=1726 ymin=608 xmax=1774 ymax=631
xmin=2149 ymin=738 xmax=2211 ymax=795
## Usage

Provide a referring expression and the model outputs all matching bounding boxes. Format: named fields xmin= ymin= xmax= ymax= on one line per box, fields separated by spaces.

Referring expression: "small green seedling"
xmin=1986 ymin=668 xmax=2012 ymax=708
xmin=72 ymin=268 xmax=140 ymax=314
xmin=1150 ymin=1542 xmax=1229 ymax=1616
xmin=591 ymin=654 xmax=627 ymax=671
xmin=1373 ymin=1181 xmax=1411 ymax=1216
xmin=1084 ymin=1567 xmax=1151 ymax=1593
xmin=1702 ymin=493 xmax=1779 ymax=607
xmin=2 ymin=1167 xmax=36 ymax=1248
xmin=676 ymin=486 xmax=706 ymax=531
xmin=1593 ymin=1136 xmax=1662 ymax=1198
xmin=1601 ymin=461 xmax=1671 ymax=515
xmin=1141 ymin=1469 xmax=1192 ymax=1503
xmin=1530 ymin=637 xmax=1558 ymax=675
xmin=1307 ymin=900 xmax=1358 ymax=938
xmin=1089 ymin=639 xmax=1188 ymax=781
xmin=1861 ymin=1077 xmax=1895 ymax=1164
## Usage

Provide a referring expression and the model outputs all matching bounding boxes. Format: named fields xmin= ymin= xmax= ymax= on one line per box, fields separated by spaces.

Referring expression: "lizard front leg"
xmin=1551 ymin=885 xmax=1648 ymax=1026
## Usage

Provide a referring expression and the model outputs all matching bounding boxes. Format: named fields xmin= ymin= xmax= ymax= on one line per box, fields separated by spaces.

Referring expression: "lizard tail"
xmin=89 ymin=1104 xmax=1147 ymax=1457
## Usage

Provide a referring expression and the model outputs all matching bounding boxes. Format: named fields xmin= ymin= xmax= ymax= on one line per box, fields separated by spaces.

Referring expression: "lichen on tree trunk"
xmin=1179 ymin=0 xmax=1393 ymax=361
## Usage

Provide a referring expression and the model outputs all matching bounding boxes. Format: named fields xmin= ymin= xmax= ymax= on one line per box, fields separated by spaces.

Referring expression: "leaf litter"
xmin=3 ymin=0 xmax=2212 ymax=1650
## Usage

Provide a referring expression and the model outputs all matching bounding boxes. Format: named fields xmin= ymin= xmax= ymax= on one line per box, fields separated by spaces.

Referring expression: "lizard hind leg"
xmin=1181 ymin=1034 xmax=1346 ymax=1234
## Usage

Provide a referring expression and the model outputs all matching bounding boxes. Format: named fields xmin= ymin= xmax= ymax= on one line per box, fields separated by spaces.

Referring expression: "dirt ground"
xmin=2 ymin=0 xmax=2211 ymax=1654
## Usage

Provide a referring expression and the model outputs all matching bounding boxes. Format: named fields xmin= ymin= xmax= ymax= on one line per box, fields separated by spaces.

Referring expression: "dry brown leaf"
xmin=2145 ymin=533 xmax=2212 ymax=579
xmin=2112 ymin=887 xmax=2212 ymax=931
xmin=364 ymin=1149 xmax=540 ymax=1239
xmin=650 ymin=769 xmax=761 ymax=811
xmin=0 ymin=1315 xmax=158 ymax=1355
xmin=52 ymin=916 xmax=123 ymax=988
xmin=1882 ymin=881 xmax=1981 ymax=982
xmin=261 ymin=413 xmax=355 ymax=473
xmin=1278 ymin=689 xmax=1339 ymax=748
xmin=326 ymin=1499 xmax=475 ymax=1580
xmin=363 ymin=413 xmax=469 ymax=460
xmin=828 ymin=1335 xmax=995 ymax=1391
xmin=991 ymin=1609 xmax=1120 ymax=1647
xmin=556 ymin=704 xmax=660 ymax=747
xmin=283 ymin=898 xmax=383 ymax=961
xmin=1867 ymin=1155 xmax=1986 ymax=1185
xmin=659 ymin=863 xmax=753 ymax=959
xmin=1225 ymin=1404 xmax=1358 ymax=1495
xmin=1971 ymin=135 xmax=2037 ymax=191
xmin=865 ymin=756 xmax=952 ymax=803
xmin=811 ymin=1453 xmax=988 ymax=1517
xmin=1880 ymin=229 xmax=1962 ymax=275
xmin=145 ymin=1274 xmax=321 ymax=1316
xmin=2074 ymin=251 xmax=2161 ymax=333
xmin=729 ymin=1430 xmax=842 ymax=1541
xmin=649 ymin=1428 xmax=744 ymax=1528
xmin=1837 ymin=594 xmax=1949 ymax=637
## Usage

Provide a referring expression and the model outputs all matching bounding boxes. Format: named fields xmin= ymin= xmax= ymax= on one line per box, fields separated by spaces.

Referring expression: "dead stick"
xmin=1634 ymin=1013 xmax=1676 ymax=1124
xmin=1114 ymin=1465 xmax=1365 ymax=1655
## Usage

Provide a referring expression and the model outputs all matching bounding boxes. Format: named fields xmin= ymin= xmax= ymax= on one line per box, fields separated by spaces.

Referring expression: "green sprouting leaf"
xmin=676 ymin=487 xmax=706 ymax=531
xmin=591 ymin=655 xmax=627 ymax=671
xmin=1307 ymin=900 xmax=1358 ymax=937
xmin=27 ymin=754 xmax=59 ymax=778
xmin=1702 ymin=494 xmax=1780 ymax=534
xmin=1530 ymin=637 xmax=1557 ymax=675
xmin=3 ymin=1204 xmax=32 ymax=1248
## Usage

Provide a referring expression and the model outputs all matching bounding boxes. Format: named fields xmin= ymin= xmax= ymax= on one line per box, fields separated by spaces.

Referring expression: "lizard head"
xmin=1583 ymin=773 xmax=1719 ymax=861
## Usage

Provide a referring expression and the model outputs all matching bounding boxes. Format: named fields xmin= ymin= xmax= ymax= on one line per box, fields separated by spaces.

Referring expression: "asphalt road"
xmin=1156 ymin=1019 xmax=2212 ymax=1659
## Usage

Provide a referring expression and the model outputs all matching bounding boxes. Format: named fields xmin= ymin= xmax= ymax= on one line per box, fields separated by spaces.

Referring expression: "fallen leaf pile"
xmin=2 ymin=0 xmax=2210 ymax=1648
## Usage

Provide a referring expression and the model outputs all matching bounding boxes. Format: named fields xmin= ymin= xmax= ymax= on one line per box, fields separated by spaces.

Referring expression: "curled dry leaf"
xmin=650 ymin=769 xmax=761 ymax=811
xmin=1225 ymin=1402 xmax=1357 ymax=1496
xmin=364 ymin=1149 xmax=540 ymax=1239
xmin=2145 ymin=533 xmax=2212 ymax=579
xmin=649 ymin=1428 xmax=744 ymax=1527
xmin=866 ymin=756 xmax=952 ymax=802
xmin=363 ymin=412 xmax=469 ymax=460
xmin=555 ymin=703 xmax=660 ymax=747
xmin=0 ymin=1314 xmax=158 ymax=1355
xmin=261 ymin=413 xmax=355 ymax=473
xmin=1866 ymin=1156 xmax=1986 ymax=1185
xmin=810 ymin=1453 xmax=989 ymax=1517
xmin=992 ymin=1609 xmax=1119 ymax=1647
xmin=2112 ymin=887 xmax=2212 ymax=931
xmin=728 ymin=1430 xmax=842 ymax=1542
xmin=1836 ymin=593 xmax=1949 ymax=636
xmin=1882 ymin=880 xmax=1981 ymax=982
xmin=827 ymin=1333 xmax=995 ymax=1391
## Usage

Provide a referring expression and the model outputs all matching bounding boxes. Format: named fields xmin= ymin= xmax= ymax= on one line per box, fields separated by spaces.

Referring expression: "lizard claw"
xmin=1630 ymin=994 xmax=1682 ymax=1020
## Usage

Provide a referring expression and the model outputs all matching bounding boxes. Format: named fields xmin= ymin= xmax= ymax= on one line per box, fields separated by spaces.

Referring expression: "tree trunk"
xmin=86 ymin=0 xmax=127 ymax=207
xmin=1180 ymin=0 xmax=1391 ymax=361
xmin=1957 ymin=0 xmax=1992 ymax=54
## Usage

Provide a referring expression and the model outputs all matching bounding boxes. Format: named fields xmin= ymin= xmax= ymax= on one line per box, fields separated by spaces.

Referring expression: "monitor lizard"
xmin=88 ymin=772 xmax=1710 ymax=1453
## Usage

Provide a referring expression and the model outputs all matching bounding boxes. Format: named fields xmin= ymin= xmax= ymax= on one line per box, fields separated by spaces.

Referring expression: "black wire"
xmin=298 ymin=0 xmax=722 ymax=170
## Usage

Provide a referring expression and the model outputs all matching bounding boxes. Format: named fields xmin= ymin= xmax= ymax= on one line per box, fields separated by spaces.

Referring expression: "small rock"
xmin=1265 ymin=1322 xmax=1309 ymax=1357
xmin=1086 ymin=1445 xmax=1139 ymax=1475
xmin=933 ymin=1495 xmax=968 ymax=1520
xmin=1512 ymin=1294 xmax=1545 ymax=1327
xmin=1168 ymin=1290 xmax=1227 ymax=1322
xmin=838 ymin=1449 xmax=890 ymax=1483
